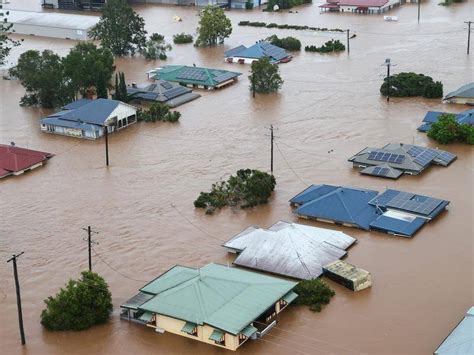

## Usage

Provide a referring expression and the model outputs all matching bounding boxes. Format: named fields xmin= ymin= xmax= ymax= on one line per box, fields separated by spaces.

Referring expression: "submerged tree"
xmin=293 ymin=279 xmax=335 ymax=312
xmin=195 ymin=6 xmax=232 ymax=47
xmin=89 ymin=0 xmax=147 ymax=56
xmin=40 ymin=271 xmax=113 ymax=331
xmin=380 ymin=72 xmax=443 ymax=99
xmin=141 ymin=33 xmax=172 ymax=60
xmin=249 ymin=57 xmax=284 ymax=94
xmin=0 ymin=6 xmax=22 ymax=66
xmin=427 ymin=113 xmax=474 ymax=145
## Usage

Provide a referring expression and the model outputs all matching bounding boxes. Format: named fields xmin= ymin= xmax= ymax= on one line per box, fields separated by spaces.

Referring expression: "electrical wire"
xmin=274 ymin=140 xmax=309 ymax=187
xmin=92 ymin=247 xmax=149 ymax=283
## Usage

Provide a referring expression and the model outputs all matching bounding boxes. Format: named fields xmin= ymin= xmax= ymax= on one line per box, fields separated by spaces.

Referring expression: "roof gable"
xmin=0 ymin=144 xmax=53 ymax=176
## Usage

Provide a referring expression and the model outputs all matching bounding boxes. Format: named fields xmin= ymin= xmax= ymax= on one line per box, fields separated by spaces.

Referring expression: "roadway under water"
xmin=0 ymin=1 xmax=473 ymax=354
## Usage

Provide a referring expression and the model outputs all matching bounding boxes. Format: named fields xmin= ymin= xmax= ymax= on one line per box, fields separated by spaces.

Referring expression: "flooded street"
xmin=1 ymin=1 xmax=473 ymax=354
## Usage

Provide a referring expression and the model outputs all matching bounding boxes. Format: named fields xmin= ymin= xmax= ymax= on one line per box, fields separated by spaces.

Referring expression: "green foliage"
xmin=194 ymin=169 xmax=276 ymax=214
xmin=195 ymin=6 xmax=232 ymax=47
xmin=40 ymin=271 xmax=113 ymax=331
xmin=293 ymin=279 xmax=335 ymax=312
xmin=439 ymin=0 xmax=463 ymax=5
xmin=239 ymin=21 xmax=344 ymax=33
xmin=380 ymin=72 xmax=443 ymax=98
xmin=249 ymin=57 xmax=284 ymax=94
xmin=305 ymin=39 xmax=345 ymax=53
xmin=89 ymin=0 xmax=147 ymax=56
xmin=267 ymin=35 xmax=301 ymax=51
xmin=9 ymin=50 xmax=74 ymax=108
xmin=427 ymin=113 xmax=474 ymax=145
xmin=173 ymin=33 xmax=193 ymax=44
xmin=63 ymin=42 xmax=114 ymax=98
xmin=140 ymin=102 xmax=181 ymax=123
xmin=0 ymin=7 xmax=22 ymax=66
xmin=266 ymin=0 xmax=312 ymax=10
xmin=96 ymin=72 xmax=108 ymax=99
xmin=245 ymin=0 xmax=254 ymax=9
xmin=113 ymin=72 xmax=128 ymax=102
xmin=141 ymin=33 xmax=172 ymax=60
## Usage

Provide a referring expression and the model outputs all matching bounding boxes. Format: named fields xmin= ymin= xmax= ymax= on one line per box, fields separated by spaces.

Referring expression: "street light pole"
xmin=104 ymin=125 xmax=109 ymax=166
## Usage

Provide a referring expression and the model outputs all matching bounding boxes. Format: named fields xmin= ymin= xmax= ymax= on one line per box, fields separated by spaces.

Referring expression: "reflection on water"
xmin=0 ymin=2 xmax=472 ymax=354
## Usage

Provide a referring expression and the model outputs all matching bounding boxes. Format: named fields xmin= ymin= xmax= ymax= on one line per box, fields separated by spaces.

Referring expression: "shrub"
xmin=245 ymin=0 xmax=254 ymax=9
xmin=305 ymin=39 xmax=345 ymax=53
xmin=40 ymin=271 xmax=113 ymax=331
xmin=266 ymin=23 xmax=278 ymax=28
xmin=173 ymin=33 xmax=193 ymax=44
xmin=380 ymin=72 xmax=443 ymax=98
xmin=249 ymin=57 xmax=284 ymax=94
xmin=141 ymin=102 xmax=181 ymax=123
xmin=293 ymin=279 xmax=335 ymax=312
xmin=267 ymin=35 xmax=301 ymax=51
xmin=238 ymin=21 xmax=250 ymax=26
xmin=141 ymin=33 xmax=172 ymax=60
xmin=194 ymin=169 xmax=276 ymax=213
xmin=427 ymin=113 xmax=474 ymax=144
xmin=267 ymin=0 xmax=312 ymax=11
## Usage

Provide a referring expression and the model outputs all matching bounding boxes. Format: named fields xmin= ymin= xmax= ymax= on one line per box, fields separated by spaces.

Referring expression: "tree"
xmin=113 ymin=71 xmax=128 ymax=101
xmin=63 ymin=42 xmax=114 ymax=98
xmin=0 ymin=6 xmax=21 ymax=66
xmin=141 ymin=33 xmax=172 ymax=60
xmin=249 ymin=57 xmax=284 ymax=94
xmin=140 ymin=102 xmax=181 ymax=122
xmin=427 ymin=113 xmax=474 ymax=145
xmin=380 ymin=72 xmax=443 ymax=98
xmin=89 ymin=0 xmax=147 ymax=56
xmin=195 ymin=6 xmax=232 ymax=47
xmin=40 ymin=271 xmax=113 ymax=331
xmin=293 ymin=279 xmax=335 ymax=312
xmin=9 ymin=50 xmax=73 ymax=108
xmin=173 ymin=33 xmax=193 ymax=44
xmin=305 ymin=39 xmax=345 ymax=53
xmin=96 ymin=70 xmax=108 ymax=99
xmin=267 ymin=35 xmax=301 ymax=51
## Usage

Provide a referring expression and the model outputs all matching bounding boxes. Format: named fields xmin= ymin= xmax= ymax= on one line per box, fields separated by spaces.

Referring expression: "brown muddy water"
xmin=0 ymin=1 xmax=473 ymax=354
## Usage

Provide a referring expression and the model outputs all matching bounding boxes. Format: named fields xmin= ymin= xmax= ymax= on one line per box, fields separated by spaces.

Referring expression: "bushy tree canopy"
xmin=250 ymin=57 xmax=284 ymax=94
xmin=380 ymin=72 xmax=443 ymax=98
xmin=267 ymin=35 xmax=301 ymax=51
xmin=89 ymin=0 xmax=147 ymax=56
xmin=305 ymin=39 xmax=345 ymax=53
xmin=427 ymin=113 xmax=474 ymax=144
xmin=195 ymin=6 xmax=232 ymax=47
xmin=293 ymin=279 xmax=335 ymax=312
xmin=141 ymin=33 xmax=172 ymax=60
xmin=139 ymin=102 xmax=181 ymax=122
xmin=173 ymin=33 xmax=193 ymax=44
xmin=40 ymin=271 xmax=113 ymax=331
xmin=0 ymin=6 xmax=22 ymax=66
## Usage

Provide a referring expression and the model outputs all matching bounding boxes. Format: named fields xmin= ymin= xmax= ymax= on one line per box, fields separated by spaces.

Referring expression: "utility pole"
xmin=82 ymin=226 xmax=99 ymax=271
xmin=346 ymin=29 xmax=350 ymax=54
xmin=7 ymin=252 xmax=26 ymax=346
xmin=104 ymin=126 xmax=109 ymax=166
xmin=252 ymin=73 xmax=256 ymax=98
xmin=465 ymin=21 xmax=472 ymax=55
xmin=382 ymin=58 xmax=394 ymax=102
xmin=270 ymin=125 xmax=274 ymax=173
xmin=417 ymin=0 xmax=420 ymax=23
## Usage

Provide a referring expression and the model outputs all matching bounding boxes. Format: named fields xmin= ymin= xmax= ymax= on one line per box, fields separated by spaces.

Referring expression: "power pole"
xmin=417 ymin=0 xmax=420 ymax=23
xmin=104 ymin=126 xmax=109 ymax=166
xmin=382 ymin=58 xmax=394 ymax=102
xmin=252 ymin=73 xmax=256 ymax=98
xmin=347 ymin=29 xmax=350 ymax=54
xmin=270 ymin=125 xmax=274 ymax=173
xmin=7 ymin=252 xmax=26 ymax=346
xmin=82 ymin=226 xmax=99 ymax=271
xmin=465 ymin=21 xmax=472 ymax=55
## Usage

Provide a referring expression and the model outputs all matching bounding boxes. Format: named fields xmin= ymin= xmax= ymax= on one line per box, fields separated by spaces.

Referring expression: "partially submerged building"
xmin=194 ymin=0 xmax=267 ymax=8
xmin=42 ymin=0 xmax=105 ymax=10
xmin=126 ymin=80 xmax=201 ymax=108
xmin=418 ymin=109 xmax=474 ymax=133
xmin=40 ymin=99 xmax=137 ymax=140
xmin=348 ymin=143 xmax=457 ymax=179
xmin=223 ymin=221 xmax=356 ymax=280
xmin=290 ymin=184 xmax=450 ymax=237
xmin=148 ymin=65 xmax=241 ymax=90
xmin=319 ymin=0 xmax=399 ymax=14
xmin=6 ymin=10 xmax=99 ymax=40
xmin=323 ymin=260 xmax=371 ymax=291
xmin=443 ymin=82 xmax=474 ymax=105
xmin=434 ymin=306 xmax=474 ymax=354
xmin=224 ymin=41 xmax=292 ymax=64
xmin=121 ymin=263 xmax=298 ymax=351
xmin=0 ymin=143 xmax=54 ymax=179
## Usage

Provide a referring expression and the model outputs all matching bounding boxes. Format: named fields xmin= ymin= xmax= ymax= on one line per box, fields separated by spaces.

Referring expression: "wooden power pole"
xmin=7 ymin=252 xmax=26 ymax=346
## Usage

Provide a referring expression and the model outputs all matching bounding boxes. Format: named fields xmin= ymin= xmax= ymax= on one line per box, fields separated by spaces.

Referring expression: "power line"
xmin=257 ymin=337 xmax=310 ymax=355
xmin=274 ymin=140 xmax=308 ymax=187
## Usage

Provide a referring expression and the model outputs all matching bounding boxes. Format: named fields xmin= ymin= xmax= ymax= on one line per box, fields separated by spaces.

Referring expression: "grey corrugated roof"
xmin=360 ymin=164 xmax=403 ymax=179
xmin=7 ymin=10 xmax=99 ymax=30
xmin=223 ymin=221 xmax=356 ymax=280
xmin=435 ymin=307 xmax=474 ymax=354
xmin=126 ymin=80 xmax=199 ymax=106
xmin=121 ymin=291 xmax=155 ymax=310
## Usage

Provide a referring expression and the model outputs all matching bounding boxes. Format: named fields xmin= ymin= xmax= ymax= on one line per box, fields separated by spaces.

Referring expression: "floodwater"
xmin=1 ymin=1 xmax=473 ymax=354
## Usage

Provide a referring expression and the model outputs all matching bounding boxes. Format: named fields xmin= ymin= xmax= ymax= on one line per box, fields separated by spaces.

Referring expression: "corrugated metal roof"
xmin=435 ymin=306 xmax=474 ymax=354
xmin=136 ymin=263 xmax=297 ymax=335
xmin=369 ymin=213 xmax=426 ymax=237
xmin=0 ymin=144 xmax=54 ymax=178
xmin=225 ymin=41 xmax=290 ymax=62
xmin=121 ymin=291 xmax=155 ymax=310
xmin=223 ymin=221 xmax=356 ymax=280
xmin=418 ymin=109 xmax=474 ymax=132
xmin=7 ymin=10 xmax=99 ymax=31
xmin=126 ymin=80 xmax=200 ymax=107
xmin=445 ymin=82 xmax=474 ymax=99
xmin=151 ymin=65 xmax=241 ymax=88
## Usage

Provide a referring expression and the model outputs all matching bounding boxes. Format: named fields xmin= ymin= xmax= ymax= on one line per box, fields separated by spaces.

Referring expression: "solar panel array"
xmin=214 ymin=72 xmax=238 ymax=84
xmin=176 ymin=68 xmax=208 ymax=82
xmin=368 ymin=151 xmax=405 ymax=164
xmin=413 ymin=149 xmax=438 ymax=167
xmin=160 ymin=81 xmax=173 ymax=90
xmin=261 ymin=43 xmax=287 ymax=61
xmin=407 ymin=146 xmax=425 ymax=157
xmin=163 ymin=86 xmax=189 ymax=100
xmin=372 ymin=167 xmax=389 ymax=176
xmin=386 ymin=191 xmax=443 ymax=216
xmin=436 ymin=151 xmax=457 ymax=165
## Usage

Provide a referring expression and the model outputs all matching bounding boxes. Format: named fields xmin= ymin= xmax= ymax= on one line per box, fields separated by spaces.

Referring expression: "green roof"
xmin=151 ymin=65 xmax=241 ymax=88
xmin=138 ymin=263 xmax=297 ymax=335
xmin=282 ymin=291 xmax=298 ymax=304
xmin=241 ymin=324 xmax=258 ymax=338
xmin=181 ymin=321 xmax=197 ymax=334
xmin=139 ymin=311 xmax=153 ymax=322
xmin=209 ymin=329 xmax=224 ymax=342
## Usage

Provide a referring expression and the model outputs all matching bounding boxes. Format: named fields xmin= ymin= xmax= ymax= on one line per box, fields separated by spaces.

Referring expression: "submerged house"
xmin=147 ymin=65 xmax=241 ymax=90
xmin=223 ymin=221 xmax=356 ymax=280
xmin=224 ymin=41 xmax=292 ymax=64
xmin=121 ymin=263 xmax=298 ymax=351
xmin=195 ymin=0 xmax=267 ymax=8
xmin=443 ymin=82 xmax=474 ymax=105
xmin=40 ymin=99 xmax=137 ymax=140
xmin=418 ymin=109 xmax=474 ymax=133
xmin=0 ymin=143 xmax=54 ymax=179
xmin=434 ymin=306 xmax=474 ymax=354
xmin=319 ymin=0 xmax=399 ymax=14
xmin=348 ymin=143 xmax=457 ymax=179
xmin=290 ymin=184 xmax=450 ymax=237
xmin=126 ymin=80 xmax=201 ymax=108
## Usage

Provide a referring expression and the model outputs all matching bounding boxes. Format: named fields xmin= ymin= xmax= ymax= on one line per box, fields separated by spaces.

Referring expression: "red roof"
xmin=321 ymin=0 xmax=388 ymax=6
xmin=0 ymin=144 xmax=54 ymax=178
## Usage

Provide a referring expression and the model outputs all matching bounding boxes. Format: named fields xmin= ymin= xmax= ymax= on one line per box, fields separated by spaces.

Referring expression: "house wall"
xmin=155 ymin=315 xmax=239 ymax=351
xmin=225 ymin=57 xmax=258 ymax=65
xmin=9 ymin=23 xmax=90 ymax=40
xmin=446 ymin=97 xmax=474 ymax=105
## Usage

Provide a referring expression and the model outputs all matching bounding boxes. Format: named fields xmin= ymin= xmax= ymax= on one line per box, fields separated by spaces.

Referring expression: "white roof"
xmin=6 ymin=10 xmax=99 ymax=31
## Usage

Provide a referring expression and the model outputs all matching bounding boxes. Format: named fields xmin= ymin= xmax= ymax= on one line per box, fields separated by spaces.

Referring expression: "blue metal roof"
xmin=63 ymin=98 xmax=93 ymax=110
xmin=225 ymin=41 xmax=289 ymax=62
xmin=45 ymin=99 xmax=121 ymax=126
xmin=418 ymin=109 xmax=474 ymax=132
xmin=369 ymin=215 xmax=426 ymax=237
xmin=41 ymin=117 xmax=100 ymax=132
xmin=289 ymin=184 xmax=339 ymax=205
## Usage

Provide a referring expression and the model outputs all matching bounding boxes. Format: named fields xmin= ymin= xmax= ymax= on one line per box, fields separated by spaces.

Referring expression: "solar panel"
xmin=386 ymin=191 xmax=443 ymax=216
xmin=163 ymin=86 xmax=188 ymax=100
xmin=161 ymin=81 xmax=173 ymax=90
xmin=407 ymin=146 xmax=425 ymax=157
xmin=372 ymin=167 xmax=389 ymax=176
xmin=414 ymin=149 xmax=438 ymax=167
xmin=214 ymin=72 xmax=237 ymax=84
xmin=436 ymin=151 xmax=457 ymax=164
xmin=368 ymin=151 xmax=405 ymax=164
